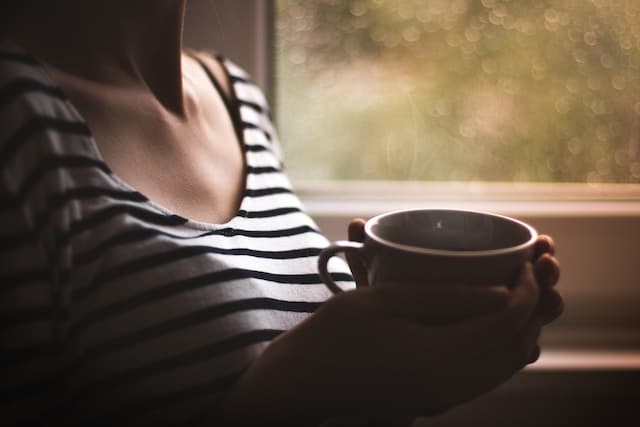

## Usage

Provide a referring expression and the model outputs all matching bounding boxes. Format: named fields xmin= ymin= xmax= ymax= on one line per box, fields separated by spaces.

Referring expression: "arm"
xmin=216 ymin=248 xmax=560 ymax=424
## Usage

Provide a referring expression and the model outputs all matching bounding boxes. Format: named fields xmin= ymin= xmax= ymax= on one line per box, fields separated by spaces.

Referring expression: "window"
xmin=184 ymin=0 xmax=640 ymax=368
xmin=182 ymin=2 xmax=639 ymax=423
xmin=274 ymin=0 xmax=640 ymax=183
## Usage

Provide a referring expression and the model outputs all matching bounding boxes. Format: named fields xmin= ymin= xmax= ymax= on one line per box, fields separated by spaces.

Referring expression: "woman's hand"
xmin=532 ymin=234 xmax=563 ymax=324
xmin=220 ymin=229 xmax=558 ymax=424
xmin=347 ymin=218 xmax=563 ymax=362
xmin=221 ymin=267 xmax=540 ymax=423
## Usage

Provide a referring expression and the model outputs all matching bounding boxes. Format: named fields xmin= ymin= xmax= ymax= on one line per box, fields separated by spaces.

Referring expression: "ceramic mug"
xmin=318 ymin=208 xmax=538 ymax=293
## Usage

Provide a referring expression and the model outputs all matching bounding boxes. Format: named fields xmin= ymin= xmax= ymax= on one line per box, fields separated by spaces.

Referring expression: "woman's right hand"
xmin=219 ymin=262 xmax=542 ymax=424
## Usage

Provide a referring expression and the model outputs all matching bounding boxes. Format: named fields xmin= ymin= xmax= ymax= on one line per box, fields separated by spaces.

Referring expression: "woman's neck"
xmin=6 ymin=0 xmax=188 ymax=115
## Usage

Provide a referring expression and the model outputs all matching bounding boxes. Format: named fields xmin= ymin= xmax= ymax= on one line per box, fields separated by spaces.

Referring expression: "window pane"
xmin=274 ymin=0 xmax=640 ymax=183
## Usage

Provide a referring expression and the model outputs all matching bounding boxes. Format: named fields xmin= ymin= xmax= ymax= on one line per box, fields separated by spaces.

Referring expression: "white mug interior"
xmin=366 ymin=209 xmax=537 ymax=256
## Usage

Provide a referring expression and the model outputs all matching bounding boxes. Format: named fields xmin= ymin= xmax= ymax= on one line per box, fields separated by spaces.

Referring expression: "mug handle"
xmin=318 ymin=240 xmax=365 ymax=294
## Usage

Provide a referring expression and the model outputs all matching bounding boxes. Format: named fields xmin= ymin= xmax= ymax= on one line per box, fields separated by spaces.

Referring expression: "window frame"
xmin=185 ymin=0 xmax=640 ymax=368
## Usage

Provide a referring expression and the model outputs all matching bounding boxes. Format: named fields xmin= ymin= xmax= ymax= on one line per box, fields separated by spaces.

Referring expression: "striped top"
xmin=0 ymin=40 xmax=354 ymax=426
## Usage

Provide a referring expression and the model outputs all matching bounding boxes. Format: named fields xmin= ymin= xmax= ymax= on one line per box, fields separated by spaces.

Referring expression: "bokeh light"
xmin=275 ymin=0 xmax=640 ymax=182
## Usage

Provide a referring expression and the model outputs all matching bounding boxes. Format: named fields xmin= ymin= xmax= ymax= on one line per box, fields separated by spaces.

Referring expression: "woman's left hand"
xmin=531 ymin=234 xmax=563 ymax=323
xmin=346 ymin=219 xmax=564 ymax=361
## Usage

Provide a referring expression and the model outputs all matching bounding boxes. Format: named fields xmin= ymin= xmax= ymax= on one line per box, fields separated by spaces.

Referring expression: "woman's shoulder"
xmin=0 ymin=39 xmax=83 ymax=130
xmin=185 ymin=48 xmax=269 ymax=111
xmin=185 ymin=48 xmax=252 ymax=82
xmin=0 ymin=39 xmax=62 ymax=113
xmin=185 ymin=49 xmax=235 ymax=101
xmin=185 ymin=48 xmax=279 ymax=158
xmin=0 ymin=39 xmax=93 ymax=194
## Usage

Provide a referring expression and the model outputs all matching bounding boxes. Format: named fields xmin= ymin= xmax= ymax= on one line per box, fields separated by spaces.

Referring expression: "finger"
xmin=367 ymin=283 xmax=510 ymax=325
xmin=428 ymin=315 xmax=542 ymax=412
xmin=533 ymin=253 xmax=560 ymax=288
xmin=444 ymin=262 xmax=539 ymax=351
xmin=347 ymin=218 xmax=369 ymax=287
xmin=491 ymin=314 xmax=543 ymax=371
xmin=348 ymin=218 xmax=366 ymax=242
xmin=520 ymin=316 xmax=544 ymax=367
xmin=488 ymin=262 xmax=539 ymax=332
xmin=527 ymin=345 xmax=541 ymax=365
xmin=533 ymin=234 xmax=556 ymax=259
xmin=536 ymin=288 xmax=564 ymax=324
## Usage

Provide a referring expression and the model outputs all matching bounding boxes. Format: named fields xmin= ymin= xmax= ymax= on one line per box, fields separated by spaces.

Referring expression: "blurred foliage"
xmin=274 ymin=0 xmax=640 ymax=182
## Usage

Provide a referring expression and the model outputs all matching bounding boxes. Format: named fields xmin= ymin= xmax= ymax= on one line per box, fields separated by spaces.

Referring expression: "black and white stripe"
xmin=0 ymin=40 xmax=354 ymax=425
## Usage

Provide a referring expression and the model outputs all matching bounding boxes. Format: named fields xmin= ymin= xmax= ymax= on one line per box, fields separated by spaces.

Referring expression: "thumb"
xmin=446 ymin=262 xmax=540 ymax=350
xmin=347 ymin=218 xmax=369 ymax=287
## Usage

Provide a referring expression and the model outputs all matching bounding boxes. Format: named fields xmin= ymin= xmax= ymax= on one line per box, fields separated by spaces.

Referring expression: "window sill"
xmin=298 ymin=181 xmax=640 ymax=354
xmin=296 ymin=181 xmax=640 ymax=218
xmin=530 ymin=349 xmax=640 ymax=371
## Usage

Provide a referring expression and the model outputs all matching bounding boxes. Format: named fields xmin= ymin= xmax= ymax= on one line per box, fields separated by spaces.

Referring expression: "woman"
xmin=0 ymin=1 xmax=562 ymax=425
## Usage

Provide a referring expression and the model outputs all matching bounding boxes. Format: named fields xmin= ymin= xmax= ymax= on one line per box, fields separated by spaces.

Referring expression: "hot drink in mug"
xmin=318 ymin=209 xmax=538 ymax=293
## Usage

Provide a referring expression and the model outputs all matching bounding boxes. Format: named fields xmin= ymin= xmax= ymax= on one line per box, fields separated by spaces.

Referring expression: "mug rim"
xmin=364 ymin=208 xmax=538 ymax=257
